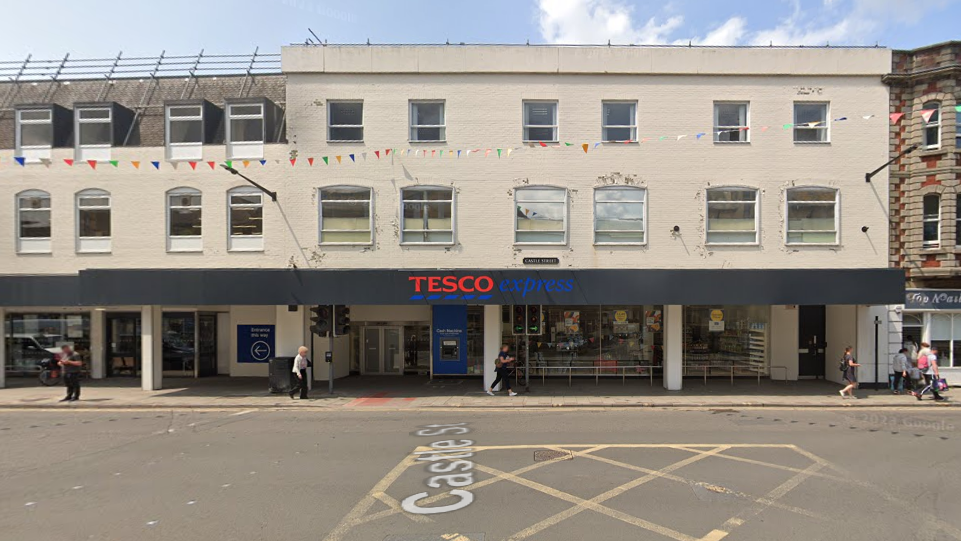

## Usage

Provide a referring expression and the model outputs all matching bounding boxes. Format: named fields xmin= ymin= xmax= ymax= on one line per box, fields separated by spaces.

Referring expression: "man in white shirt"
xmin=892 ymin=348 xmax=909 ymax=394
xmin=290 ymin=346 xmax=310 ymax=400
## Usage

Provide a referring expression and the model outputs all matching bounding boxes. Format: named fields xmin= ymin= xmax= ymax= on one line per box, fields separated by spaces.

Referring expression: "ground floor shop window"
xmin=466 ymin=306 xmax=485 ymax=375
xmin=684 ymin=305 xmax=769 ymax=376
xmin=162 ymin=313 xmax=196 ymax=376
xmin=4 ymin=313 xmax=91 ymax=375
xmin=929 ymin=313 xmax=961 ymax=367
xmin=348 ymin=323 xmax=430 ymax=374
xmin=501 ymin=305 xmax=664 ymax=377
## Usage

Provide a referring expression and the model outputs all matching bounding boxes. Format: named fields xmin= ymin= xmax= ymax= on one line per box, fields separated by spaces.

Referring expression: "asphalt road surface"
xmin=1 ymin=407 xmax=960 ymax=541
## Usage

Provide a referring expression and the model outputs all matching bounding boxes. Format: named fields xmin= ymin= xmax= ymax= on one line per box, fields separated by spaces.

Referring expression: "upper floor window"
xmin=523 ymin=101 xmax=558 ymax=142
xmin=401 ymin=187 xmax=454 ymax=244
xmin=319 ymin=186 xmax=372 ymax=244
xmin=922 ymin=101 xmax=941 ymax=149
xmin=328 ymin=101 xmax=363 ymax=142
xmin=515 ymin=187 xmax=567 ymax=244
xmin=594 ymin=187 xmax=645 ymax=244
xmin=793 ymin=102 xmax=829 ymax=143
xmin=714 ymin=102 xmax=749 ymax=143
xmin=602 ymin=101 xmax=636 ymax=142
xmin=706 ymin=187 xmax=758 ymax=244
xmin=167 ymin=188 xmax=203 ymax=252
xmin=76 ymin=189 xmax=111 ymax=253
xmin=166 ymin=105 xmax=203 ymax=161
xmin=228 ymin=187 xmax=264 ymax=251
xmin=956 ymin=106 xmax=961 ymax=149
xmin=786 ymin=187 xmax=838 ymax=245
xmin=17 ymin=190 xmax=51 ymax=254
xmin=410 ymin=101 xmax=445 ymax=142
xmin=16 ymin=108 xmax=53 ymax=161
xmin=75 ymin=106 xmax=112 ymax=160
xmin=226 ymin=103 xmax=264 ymax=159
xmin=956 ymin=195 xmax=961 ymax=246
xmin=923 ymin=194 xmax=940 ymax=249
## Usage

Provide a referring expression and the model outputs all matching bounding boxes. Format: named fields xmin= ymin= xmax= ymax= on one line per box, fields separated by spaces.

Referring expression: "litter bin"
xmin=268 ymin=357 xmax=295 ymax=394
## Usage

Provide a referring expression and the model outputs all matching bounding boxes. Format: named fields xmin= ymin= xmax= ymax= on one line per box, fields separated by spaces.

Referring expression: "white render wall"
xmin=0 ymin=46 xmax=891 ymax=274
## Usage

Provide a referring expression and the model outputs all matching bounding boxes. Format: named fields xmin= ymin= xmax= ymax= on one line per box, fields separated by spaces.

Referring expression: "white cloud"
xmin=537 ymin=0 xmax=683 ymax=44
xmin=682 ymin=16 xmax=747 ymax=46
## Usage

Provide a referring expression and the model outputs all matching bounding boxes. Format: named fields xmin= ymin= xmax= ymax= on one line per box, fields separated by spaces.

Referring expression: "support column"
xmin=276 ymin=306 xmax=309 ymax=389
xmin=483 ymin=305 xmax=502 ymax=391
xmin=663 ymin=305 xmax=683 ymax=391
xmin=89 ymin=310 xmax=105 ymax=379
xmin=0 ymin=307 xmax=6 ymax=389
xmin=141 ymin=306 xmax=163 ymax=391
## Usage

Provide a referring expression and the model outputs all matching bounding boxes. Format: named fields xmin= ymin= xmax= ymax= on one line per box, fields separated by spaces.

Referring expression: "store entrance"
xmin=106 ymin=313 xmax=141 ymax=377
xmin=798 ymin=305 xmax=826 ymax=378
xmin=362 ymin=326 xmax=404 ymax=375
xmin=197 ymin=314 xmax=218 ymax=377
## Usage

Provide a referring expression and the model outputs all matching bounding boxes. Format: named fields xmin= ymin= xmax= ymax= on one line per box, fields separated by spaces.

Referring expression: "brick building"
xmin=1 ymin=46 xmax=903 ymax=392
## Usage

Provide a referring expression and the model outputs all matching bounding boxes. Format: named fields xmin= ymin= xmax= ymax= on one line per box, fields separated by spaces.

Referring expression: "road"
xmin=0 ymin=407 xmax=959 ymax=541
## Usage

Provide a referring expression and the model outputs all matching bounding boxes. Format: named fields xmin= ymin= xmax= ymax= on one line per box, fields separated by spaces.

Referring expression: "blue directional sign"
xmin=237 ymin=325 xmax=275 ymax=363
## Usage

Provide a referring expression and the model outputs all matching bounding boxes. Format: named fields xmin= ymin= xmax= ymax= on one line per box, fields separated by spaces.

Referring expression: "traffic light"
xmin=512 ymin=305 xmax=526 ymax=335
xmin=309 ymin=305 xmax=331 ymax=337
xmin=334 ymin=305 xmax=351 ymax=336
xmin=526 ymin=305 xmax=543 ymax=335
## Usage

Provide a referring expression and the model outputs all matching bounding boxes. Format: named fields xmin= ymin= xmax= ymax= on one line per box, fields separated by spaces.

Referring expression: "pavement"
xmin=1 ymin=408 xmax=959 ymax=541
xmin=0 ymin=374 xmax=955 ymax=410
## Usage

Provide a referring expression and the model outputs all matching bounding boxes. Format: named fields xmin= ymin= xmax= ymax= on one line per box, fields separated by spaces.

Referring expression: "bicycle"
xmin=37 ymin=359 xmax=62 ymax=386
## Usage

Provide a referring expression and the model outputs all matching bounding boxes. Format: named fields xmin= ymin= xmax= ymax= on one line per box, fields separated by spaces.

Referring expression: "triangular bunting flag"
xmin=225 ymin=161 xmax=232 ymax=169
xmin=783 ymin=123 xmax=794 ymax=129
xmin=658 ymin=136 xmax=667 ymax=141
xmin=466 ymin=150 xmax=472 ymax=157
xmin=695 ymin=133 xmax=705 ymax=140
xmin=208 ymin=161 xmax=216 ymax=169
xmin=88 ymin=160 xmax=97 ymax=169
xmin=15 ymin=157 xmax=25 ymax=166
xmin=243 ymin=160 xmax=251 ymax=168
xmin=152 ymin=161 xmax=160 ymax=170
xmin=188 ymin=161 xmax=197 ymax=170
xmin=497 ymin=149 xmax=502 ymax=158
xmin=109 ymin=160 xmax=119 ymax=167
xmin=806 ymin=121 xmax=821 ymax=127
xmin=349 ymin=154 xmax=355 ymax=162
xmin=564 ymin=142 xmax=573 ymax=147
xmin=131 ymin=161 xmax=141 ymax=169
xmin=336 ymin=156 xmax=342 ymax=164
xmin=507 ymin=148 xmax=513 ymax=157
xmin=485 ymin=149 xmax=491 ymax=157
xmin=760 ymin=126 xmax=770 ymax=132
xmin=362 ymin=152 xmax=367 ymax=161
xmin=431 ymin=150 xmax=436 ymax=157
xmin=290 ymin=158 xmax=296 ymax=166
xmin=833 ymin=117 xmax=848 ymax=121
xmin=307 ymin=158 xmax=314 ymax=166
xmin=889 ymin=112 xmax=904 ymax=124
xmin=457 ymin=150 xmax=461 ymax=158
xmin=375 ymin=151 xmax=380 ymax=159
xmin=582 ymin=143 xmax=589 ymax=153
xmin=64 ymin=159 xmax=74 ymax=166
xmin=920 ymin=109 xmax=937 ymax=123
xmin=440 ymin=150 xmax=445 ymax=158
xmin=259 ymin=159 xmax=266 ymax=166
xmin=323 ymin=157 xmax=329 ymax=165
xmin=41 ymin=159 xmax=51 ymax=169
xmin=955 ymin=105 xmax=961 ymax=113
xmin=538 ymin=142 xmax=547 ymax=147
xmin=449 ymin=150 xmax=454 ymax=158
xmin=386 ymin=149 xmax=392 ymax=156
xmin=739 ymin=127 xmax=750 ymax=131
xmin=594 ymin=142 xmax=601 ymax=149
xmin=862 ymin=114 xmax=875 ymax=119
xmin=676 ymin=135 xmax=687 ymax=141
xmin=171 ymin=162 xmax=179 ymax=170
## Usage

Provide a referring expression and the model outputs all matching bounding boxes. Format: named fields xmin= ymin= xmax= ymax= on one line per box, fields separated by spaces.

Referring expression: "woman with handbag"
xmin=915 ymin=347 xmax=945 ymax=401
xmin=487 ymin=345 xmax=518 ymax=397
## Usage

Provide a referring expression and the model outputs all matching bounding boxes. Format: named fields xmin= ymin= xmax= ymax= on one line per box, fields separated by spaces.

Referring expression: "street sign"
xmin=237 ymin=325 xmax=275 ymax=363
xmin=522 ymin=257 xmax=559 ymax=265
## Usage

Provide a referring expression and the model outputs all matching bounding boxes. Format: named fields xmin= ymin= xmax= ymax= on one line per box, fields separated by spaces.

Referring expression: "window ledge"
xmin=409 ymin=140 xmax=448 ymax=144
xmin=227 ymin=249 xmax=266 ymax=253
xmin=167 ymin=249 xmax=204 ymax=254
xmin=713 ymin=141 xmax=751 ymax=145
xmin=513 ymin=242 xmax=568 ymax=247
xmin=793 ymin=141 xmax=831 ymax=145
xmin=594 ymin=242 xmax=647 ymax=247
xmin=76 ymin=250 xmax=112 ymax=255
xmin=785 ymin=243 xmax=840 ymax=247
xmin=523 ymin=141 xmax=560 ymax=144
xmin=16 ymin=251 xmax=52 ymax=255
xmin=326 ymin=140 xmax=365 ymax=144
xmin=400 ymin=243 xmax=456 ymax=247
xmin=319 ymin=242 xmax=373 ymax=247
xmin=919 ymin=148 xmax=947 ymax=157
xmin=705 ymin=242 xmax=760 ymax=247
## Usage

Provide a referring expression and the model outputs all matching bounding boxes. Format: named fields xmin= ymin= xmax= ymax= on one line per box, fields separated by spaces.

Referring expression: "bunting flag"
xmin=374 ymin=150 xmax=380 ymax=159
xmin=349 ymin=154 xmax=355 ymax=162
xmin=385 ymin=149 xmax=391 ymax=156
xmin=538 ymin=142 xmax=547 ymax=147
xmin=88 ymin=160 xmax=97 ymax=169
xmin=564 ymin=142 xmax=573 ymax=147
xmin=225 ymin=161 xmax=232 ymax=169
xmin=208 ymin=161 xmax=216 ymax=169
xmin=290 ymin=158 xmax=296 ymax=166
xmin=259 ymin=159 xmax=266 ymax=166
xmin=457 ymin=150 xmax=462 ymax=158
xmin=323 ymin=157 xmax=329 ymax=165
xmin=243 ymin=160 xmax=251 ymax=168
xmin=485 ymin=149 xmax=491 ymax=157
xmin=889 ymin=112 xmax=905 ymax=124
xmin=362 ymin=152 xmax=367 ymax=161
xmin=862 ymin=115 xmax=875 ymax=119
xmin=783 ymin=124 xmax=794 ymax=129
xmin=466 ymin=150 xmax=472 ymax=157
xmin=760 ymin=126 xmax=770 ymax=132
xmin=171 ymin=162 xmax=179 ymax=170
xmin=440 ymin=150 xmax=445 ymax=158
xmin=834 ymin=117 xmax=848 ymax=122
xmin=110 ymin=160 xmax=119 ymax=168
xmin=920 ymin=109 xmax=937 ymax=123
xmin=806 ymin=121 xmax=821 ymax=127
xmin=15 ymin=157 xmax=25 ymax=166
xmin=956 ymin=105 xmax=961 ymax=113
xmin=188 ymin=161 xmax=197 ymax=170
xmin=308 ymin=158 xmax=315 ymax=166
xmin=676 ymin=135 xmax=687 ymax=141
xmin=658 ymin=136 xmax=667 ymax=141
xmin=152 ymin=161 xmax=160 ymax=170
xmin=582 ymin=143 xmax=589 ymax=153
xmin=64 ymin=159 xmax=74 ymax=166
xmin=132 ymin=161 xmax=141 ymax=169
xmin=336 ymin=156 xmax=342 ymax=164
xmin=594 ymin=142 xmax=601 ymax=149
xmin=497 ymin=149 xmax=502 ymax=158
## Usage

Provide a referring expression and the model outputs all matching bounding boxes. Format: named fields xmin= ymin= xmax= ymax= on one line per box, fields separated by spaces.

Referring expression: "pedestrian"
xmin=839 ymin=346 xmax=860 ymax=398
xmin=289 ymin=346 xmax=310 ymax=400
xmin=917 ymin=341 xmax=931 ymax=366
xmin=903 ymin=335 xmax=919 ymax=364
xmin=487 ymin=344 xmax=518 ymax=397
xmin=58 ymin=345 xmax=83 ymax=402
xmin=914 ymin=347 xmax=945 ymax=401
xmin=892 ymin=348 xmax=909 ymax=394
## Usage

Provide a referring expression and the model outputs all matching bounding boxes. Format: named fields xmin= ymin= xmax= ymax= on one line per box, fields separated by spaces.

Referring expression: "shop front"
xmin=903 ymin=289 xmax=961 ymax=380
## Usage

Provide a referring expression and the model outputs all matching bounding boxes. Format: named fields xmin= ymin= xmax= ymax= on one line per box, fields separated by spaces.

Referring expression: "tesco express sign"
xmin=408 ymin=275 xmax=575 ymax=300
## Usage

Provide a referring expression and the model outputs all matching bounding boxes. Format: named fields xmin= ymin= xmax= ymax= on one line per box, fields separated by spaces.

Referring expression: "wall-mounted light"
xmin=672 ymin=225 xmax=681 ymax=233
xmin=861 ymin=226 xmax=870 ymax=233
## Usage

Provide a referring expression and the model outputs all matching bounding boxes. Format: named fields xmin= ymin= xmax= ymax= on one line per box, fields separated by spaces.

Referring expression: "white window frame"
xmin=227 ymin=186 xmax=264 ymax=252
xmin=165 ymin=105 xmax=204 ymax=161
xmin=522 ymin=101 xmax=558 ymax=143
xmin=16 ymin=107 xmax=53 ymax=162
xmin=705 ymin=187 xmax=759 ymax=246
xmin=167 ymin=187 xmax=203 ymax=252
xmin=409 ymin=101 xmax=446 ymax=142
xmin=16 ymin=189 xmax=52 ymax=254
xmin=400 ymin=186 xmax=455 ymax=245
xmin=601 ymin=101 xmax=637 ymax=142
xmin=793 ymin=102 xmax=830 ymax=144
xmin=514 ymin=186 xmax=568 ymax=245
xmin=956 ymin=106 xmax=961 ymax=149
xmin=713 ymin=101 xmax=750 ymax=143
xmin=922 ymin=101 xmax=941 ymax=150
xmin=225 ymin=102 xmax=265 ymax=159
xmin=76 ymin=188 xmax=112 ymax=254
xmin=319 ymin=186 xmax=373 ymax=246
xmin=923 ymin=193 xmax=941 ymax=249
xmin=75 ymin=106 xmax=112 ymax=161
xmin=785 ymin=187 xmax=840 ymax=246
xmin=593 ymin=186 xmax=646 ymax=245
xmin=327 ymin=100 xmax=364 ymax=142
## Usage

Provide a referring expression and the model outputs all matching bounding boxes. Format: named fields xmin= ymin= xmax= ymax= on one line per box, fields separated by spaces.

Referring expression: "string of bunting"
xmin=2 ymin=106 xmax=955 ymax=169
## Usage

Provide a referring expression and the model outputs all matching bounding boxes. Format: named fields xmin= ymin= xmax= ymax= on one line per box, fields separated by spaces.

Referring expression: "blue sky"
xmin=0 ymin=0 xmax=958 ymax=62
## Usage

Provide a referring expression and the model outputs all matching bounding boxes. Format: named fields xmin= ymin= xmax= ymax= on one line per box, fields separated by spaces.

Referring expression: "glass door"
xmin=106 ymin=314 xmax=141 ymax=377
xmin=162 ymin=313 xmax=195 ymax=377
xmin=362 ymin=326 xmax=404 ymax=375
xmin=197 ymin=314 xmax=218 ymax=377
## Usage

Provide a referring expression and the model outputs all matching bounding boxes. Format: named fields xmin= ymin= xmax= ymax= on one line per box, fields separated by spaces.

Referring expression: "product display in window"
xmin=683 ymin=306 xmax=769 ymax=376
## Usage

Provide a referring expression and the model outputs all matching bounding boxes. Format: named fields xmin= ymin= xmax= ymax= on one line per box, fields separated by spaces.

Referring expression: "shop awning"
xmin=0 ymin=268 xmax=904 ymax=307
